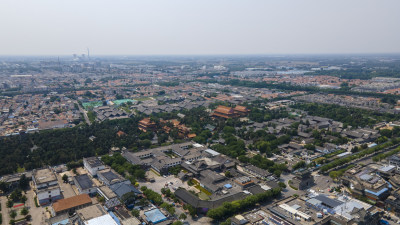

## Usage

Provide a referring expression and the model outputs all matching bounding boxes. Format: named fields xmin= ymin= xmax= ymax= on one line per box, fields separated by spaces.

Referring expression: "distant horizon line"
xmin=1 ymin=52 xmax=400 ymax=58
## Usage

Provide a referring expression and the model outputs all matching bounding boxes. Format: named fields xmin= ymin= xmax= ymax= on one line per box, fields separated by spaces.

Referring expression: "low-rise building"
xmin=97 ymin=169 xmax=128 ymax=186
xmin=74 ymin=174 xmax=97 ymax=195
xmin=32 ymin=168 xmax=62 ymax=205
xmin=81 ymin=214 xmax=118 ymax=225
xmin=51 ymin=194 xmax=92 ymax=216
xmin=151 ymin=157 xmax=182 ymax=174
xmin=76 ymin=204 xmax=107 ymax=224
xmin=342 ymin=165 xmax=390 ymax=204
xmin=234 ymin=176 xmax=255 ymax=189
xmin=269 ymin=194 xmax=382 ymax=225
xmin=83 ymin=157 xmax=106 ymax=177
xmin=386 ymin=188 xmax=400 ymax=217
xmin=93 ymin=106 xmax=129 ymax=122
xmin=198 ymin=169 xmax=226 ymax=193
xmin=143 ymin=208 xmax=168 ymax=224
xmin=110 ymin=182 xmax=142 ymax=207
xmin=123 ymin=141 xmax=206 ymax=174
xmin=389 ymin=153 xmax=400 ymax=171
xmin=243 ymin=165 xmax=272 ymax=180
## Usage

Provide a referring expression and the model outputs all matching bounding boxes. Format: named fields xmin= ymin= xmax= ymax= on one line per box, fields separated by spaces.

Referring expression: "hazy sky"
xmin=1 ymin=0 xmax=399 ymax=55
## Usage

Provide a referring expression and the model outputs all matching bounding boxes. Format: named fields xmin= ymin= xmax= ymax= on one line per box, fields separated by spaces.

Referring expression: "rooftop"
xmin=85 ymin=214 xmax=118 ymax=225
xmin=97 ymin=185 xmax=117 ymax=200
xmin=33 ymin=168 xmax=57 ymax=185
xmin=76 ymin=204 xmax=106 ymax=221
xmin=74 ymin=174 xmax=95 ymax=190
xmin=144 ymin=208 xmax=167 ymax=224
xmin=110 ymin=182 xmax=141 ymax=199
xmin=334 ymin=196 xmax=373 ymax=221
xmin=52 ymin=194 xmax=92 ymax=213
xmin=204 ymin=149 xmax=220 ymax=157
xmin=85 ymin=157 xmax=104 ymax=168
xmin=98 ymin=169 xmax=124 ymax=184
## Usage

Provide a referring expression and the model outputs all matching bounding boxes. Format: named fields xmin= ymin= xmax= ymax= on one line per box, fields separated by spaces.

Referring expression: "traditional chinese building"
xmin=138 ymin=118 xmax=157 ymax=132
xmin=212 ymin=105 xmax=238 ymax=119
xmin=233 ymin=105 xmax=250 ymax=116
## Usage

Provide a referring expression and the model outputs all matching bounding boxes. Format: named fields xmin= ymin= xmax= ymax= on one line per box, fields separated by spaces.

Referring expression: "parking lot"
xmin=140 ymin=170 xmax=186 ymax=193
xmin=57 ymin=172 xmax=77 ymax=198
xmin=311 ymin=172 xmax=336 ymax=192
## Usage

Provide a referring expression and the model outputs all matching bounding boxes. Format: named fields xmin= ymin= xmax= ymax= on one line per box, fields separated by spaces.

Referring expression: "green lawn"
xmin=195 ymin=184 xmax=212 ymax=196
xmin=190 ymin=179 xmax=212 ymax=196
xmin=198 ymin=192 xmax=210 ymax=200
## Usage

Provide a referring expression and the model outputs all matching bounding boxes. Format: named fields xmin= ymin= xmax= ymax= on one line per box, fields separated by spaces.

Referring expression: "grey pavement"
xmin=26 ymin=188 xmax=46 ymax=225
xmin=56 ymin=172 xmax=77 ymax=198
xmin=0 ymin=196 xmax=10 ymax=225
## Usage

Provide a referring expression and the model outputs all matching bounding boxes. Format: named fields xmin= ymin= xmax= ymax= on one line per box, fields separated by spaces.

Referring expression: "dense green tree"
xmin=6 ymin=200 xmax=13 ymax=208
xmin=19 ymin=174 xmax=29 ymax=190
xmin=292 ymin=103 xmax=400 ymax=128
xmin=21 ymin=195 xmax=27 ymax=204
xmin=179 ymin=213 xmax=187 ymax=220
xmin=0 ymin=181 xmax=9 ymax=193
xmin=131 ymin=209 xmax=140 ymax=217
xmin=9 ymin=210 xmax=17 ymax=219
xmin=207 ymin=188 xmax=281 ymax=220
xmin=20 ymin=207 xmax=29 ymax=215
xmin=292 ymin=161 xmax=306 ymax=171
xmin=10 ymin=189 xmax=22 ymax=202
xmin=62 ymin=174 xmax=68 ymax=183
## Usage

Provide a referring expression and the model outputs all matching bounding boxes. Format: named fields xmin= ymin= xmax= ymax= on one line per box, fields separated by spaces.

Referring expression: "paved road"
xmin=279 ymin=173 xmax=305 ymax=197
xmin=0 ymin=196 xmax=10 ymax=225
xmin=312 ymin=172 xmax=335 ymax=192
xmin=77 ymin=102 xmax=91 ymax=125
xmin=26 ymin=188 xmax=46 ymax=225
xmin=324 ymin=143 xmax=400 ymax=174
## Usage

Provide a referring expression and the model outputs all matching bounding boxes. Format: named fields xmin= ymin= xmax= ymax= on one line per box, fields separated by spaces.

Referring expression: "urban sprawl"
xmin=0 ymin=55 xmax=400 ymax=225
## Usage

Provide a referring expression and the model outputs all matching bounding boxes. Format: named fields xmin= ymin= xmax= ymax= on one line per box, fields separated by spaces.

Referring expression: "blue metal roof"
xmin=144 ymin=209 xmax=167 ymax=224
xmin=365 ymin=188 xmax=388 ymax=196
xmin=52 ymin=219 xmax=70 ymax=225
xmin=224 ymin=184 xmax=232 ymax=189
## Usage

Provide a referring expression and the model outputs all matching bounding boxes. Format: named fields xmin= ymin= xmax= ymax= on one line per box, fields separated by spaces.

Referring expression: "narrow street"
xmin=25 ymin=188 xmax=46 ymax=225
xmin=0 ymin=196 xmax=10 ymax=225
xmin=77 ymin=101 xmax=91 ymax=125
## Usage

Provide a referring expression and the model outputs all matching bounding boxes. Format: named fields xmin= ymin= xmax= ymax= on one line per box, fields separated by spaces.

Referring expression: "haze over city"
xmin=1 ymin=0 xmax=400 ymax=55
xmin=2 ymin=1 xmax=400 ymax=225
